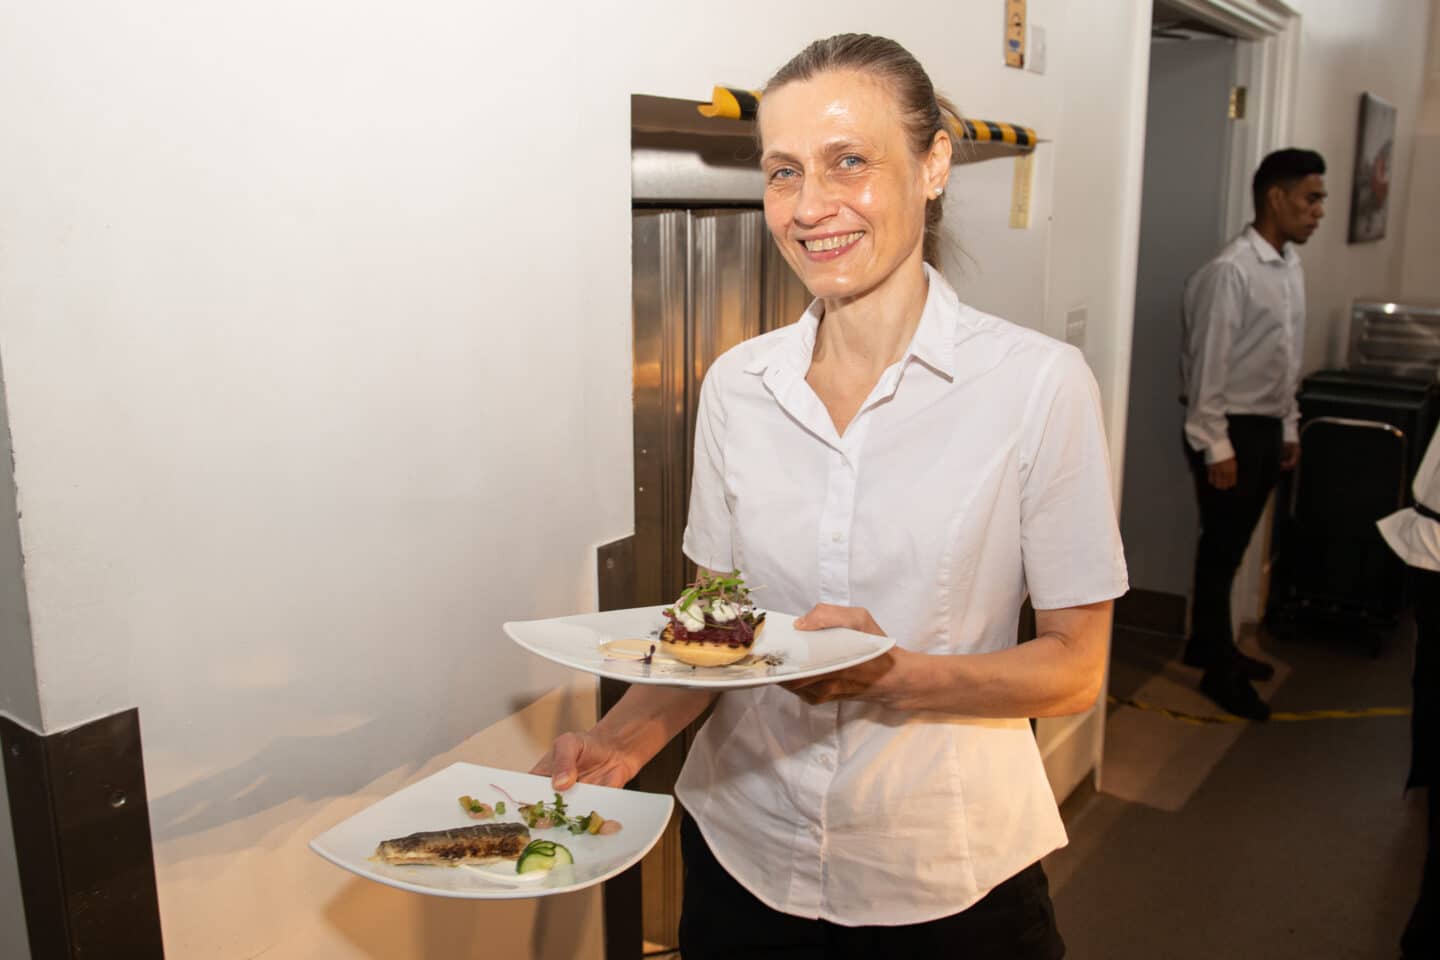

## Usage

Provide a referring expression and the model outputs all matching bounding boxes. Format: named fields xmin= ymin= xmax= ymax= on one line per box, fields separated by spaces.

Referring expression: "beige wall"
xmin=1289 ymin=0 xmax=1434 ymax=359
xmin=1401 ymin=0 xmax=1440 ymax=299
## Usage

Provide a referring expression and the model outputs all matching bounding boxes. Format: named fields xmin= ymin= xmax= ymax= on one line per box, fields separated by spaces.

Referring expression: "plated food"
xmin=311 ymin=762 xmax=674 ymax=900
xmin=660 ymin=570 xmax=766 ymax=667
xmin=504 ymin=605 xmax=893 ymax=690
xmin=375 ymin=822 xmax=529 ymax=867
xmin=373 ymin=787 xmax=622 ymax=876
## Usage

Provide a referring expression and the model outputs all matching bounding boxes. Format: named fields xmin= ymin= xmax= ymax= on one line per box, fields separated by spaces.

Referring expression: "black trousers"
xmin=1404 ymin=568 xmax=1440 ymax=957
xmin=1185 ymin=415 xmax=1284 ymax=666
xmin=677 ymin=814 xmax=1065 ymax=960
xmin=1412 ymin=566 xmax=1439 ymax=790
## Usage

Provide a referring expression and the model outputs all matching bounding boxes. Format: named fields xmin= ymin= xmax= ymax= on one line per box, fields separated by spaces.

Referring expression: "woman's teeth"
xmin=804 ymin=232 xmax=863 ymax=252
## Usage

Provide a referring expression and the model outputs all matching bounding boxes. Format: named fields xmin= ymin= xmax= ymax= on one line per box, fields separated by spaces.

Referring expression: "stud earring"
xmin=933 ymin=187 xmax=945 ymax=199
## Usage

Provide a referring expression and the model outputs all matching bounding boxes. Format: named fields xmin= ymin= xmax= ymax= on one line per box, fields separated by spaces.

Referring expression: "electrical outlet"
xmin=1026 ymin=23 xmax=1047 ymax=74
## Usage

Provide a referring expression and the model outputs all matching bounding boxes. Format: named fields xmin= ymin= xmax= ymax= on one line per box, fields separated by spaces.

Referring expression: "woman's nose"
xmin=793 ymin=173 xmax=837 ymax=226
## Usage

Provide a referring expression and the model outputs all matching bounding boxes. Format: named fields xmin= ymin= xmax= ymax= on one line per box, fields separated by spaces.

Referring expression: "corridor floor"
xmin=1047 ymin=619 xmax=1425 ymax=960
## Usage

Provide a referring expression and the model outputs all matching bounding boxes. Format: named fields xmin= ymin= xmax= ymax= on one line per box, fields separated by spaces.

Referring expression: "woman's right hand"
xmin=530 ymin=730 xmax=637 ymax=791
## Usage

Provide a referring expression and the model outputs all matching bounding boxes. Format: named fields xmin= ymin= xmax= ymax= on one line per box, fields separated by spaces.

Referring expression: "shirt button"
xmin=831 ymin=531 xmax=845 ymax=543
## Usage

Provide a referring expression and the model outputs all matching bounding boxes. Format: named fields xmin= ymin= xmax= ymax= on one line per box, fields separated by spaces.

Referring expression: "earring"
xmin=933 ymin=187 xmax=945 ymax=199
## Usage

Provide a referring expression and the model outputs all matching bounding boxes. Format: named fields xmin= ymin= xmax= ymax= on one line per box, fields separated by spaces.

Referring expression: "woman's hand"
xmin=782 ymin=603 xmax=921 ymax=707
xmin=530 ymin=731 xmax=637 ymax=791
xmin=529 ymin=684 xmax=718 ymax=791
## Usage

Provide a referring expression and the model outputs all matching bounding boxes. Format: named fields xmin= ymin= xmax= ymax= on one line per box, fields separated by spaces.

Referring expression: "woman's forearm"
xmin=593 ymin=684 xmax=719 ymax=767
xmin=891 ymin=602 xmax=1112 ymax=718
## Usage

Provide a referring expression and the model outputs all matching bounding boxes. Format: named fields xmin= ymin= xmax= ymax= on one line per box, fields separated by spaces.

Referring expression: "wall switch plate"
xmin=1026 ymin=23 xmax=1047 ymax=74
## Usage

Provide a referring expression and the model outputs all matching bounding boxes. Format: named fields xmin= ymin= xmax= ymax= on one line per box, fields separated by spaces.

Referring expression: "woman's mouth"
xmin=800 ymin=231 xmax=864 ymax=260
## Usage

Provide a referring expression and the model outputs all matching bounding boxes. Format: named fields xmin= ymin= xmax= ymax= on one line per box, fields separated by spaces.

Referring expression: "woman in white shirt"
xmin=534 ymin=34 xmax=1128 ymax=958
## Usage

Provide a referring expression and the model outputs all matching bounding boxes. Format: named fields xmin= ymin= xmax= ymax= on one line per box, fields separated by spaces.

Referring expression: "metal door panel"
xmin=688 ymin=209 xmax=765 ymax=434
xmin=631 ymin=210 xmax=690 ymax=606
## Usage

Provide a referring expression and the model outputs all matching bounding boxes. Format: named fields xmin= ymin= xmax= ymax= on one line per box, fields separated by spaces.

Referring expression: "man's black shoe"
xmin=1200 ymin=668 xmax=1271 ymax=722
xmin=1181 ymin=638 xmax=1217 ymax=670
xmin=1185 ymin=640 xmax=1275 ymax=682
xmin=1232 ymin=649 xmax=1275 ymax=682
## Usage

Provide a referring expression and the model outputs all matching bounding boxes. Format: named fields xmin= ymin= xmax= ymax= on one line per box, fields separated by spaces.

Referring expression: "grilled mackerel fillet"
xmin=375 ymin=822 xmax=530 ymax=866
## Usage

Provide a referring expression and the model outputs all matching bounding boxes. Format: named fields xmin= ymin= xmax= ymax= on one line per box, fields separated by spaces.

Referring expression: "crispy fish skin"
xmin=375 ymin=822 xmax=530 ymax=866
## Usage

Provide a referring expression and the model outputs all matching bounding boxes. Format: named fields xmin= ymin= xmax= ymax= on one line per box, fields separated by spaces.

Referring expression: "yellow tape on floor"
xmin=1107 ymin=694 xmax=1412 ymax=726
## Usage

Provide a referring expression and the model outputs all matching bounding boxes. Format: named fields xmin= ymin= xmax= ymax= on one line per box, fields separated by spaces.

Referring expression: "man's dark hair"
xmin=1252 ymin=148 xmax=1326 ymax=218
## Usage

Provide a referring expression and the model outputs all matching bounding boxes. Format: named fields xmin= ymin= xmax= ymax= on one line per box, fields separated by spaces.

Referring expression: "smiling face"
xmin=758 ymin=70 xmax=950 ymax=302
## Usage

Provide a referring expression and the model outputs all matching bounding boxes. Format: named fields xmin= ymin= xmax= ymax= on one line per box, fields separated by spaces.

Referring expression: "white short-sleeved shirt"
xmin=1378 ymin=428 xmax=1440 ymax=572
xmin=675 ymin=265 xmax=1129 ymax=926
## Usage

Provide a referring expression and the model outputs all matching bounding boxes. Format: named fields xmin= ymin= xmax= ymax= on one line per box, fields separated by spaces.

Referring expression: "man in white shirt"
xmin=1180 ymin=148 xmax=1327 ymax=721
xmin=1379 ymin=426 xmax=1440 ymax=959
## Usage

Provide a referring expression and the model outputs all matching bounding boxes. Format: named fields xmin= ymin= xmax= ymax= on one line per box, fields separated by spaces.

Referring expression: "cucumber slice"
xmin=515 ymin=840 xmax=573 ymax=874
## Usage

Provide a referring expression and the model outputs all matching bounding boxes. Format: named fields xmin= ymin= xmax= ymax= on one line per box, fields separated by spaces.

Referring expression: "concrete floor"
xmin=1047 ymin=621 xmax=1425 ymax=960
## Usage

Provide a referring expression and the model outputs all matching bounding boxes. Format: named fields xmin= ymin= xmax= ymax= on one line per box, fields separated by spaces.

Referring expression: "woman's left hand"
xmin=781 ymin=604 xmax=920 ymax=707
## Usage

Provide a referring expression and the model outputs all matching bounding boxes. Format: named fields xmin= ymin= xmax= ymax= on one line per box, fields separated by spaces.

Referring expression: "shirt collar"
xmin=743 ymin=263 xmax=959 ymax=380
xmin=1245 ymin=224 xmax=1297 ymax=265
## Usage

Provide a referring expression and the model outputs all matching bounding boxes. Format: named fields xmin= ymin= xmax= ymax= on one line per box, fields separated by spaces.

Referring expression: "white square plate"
xmin=504 ymin=605 xmax=894 ymax=689
xmin=309 ymin=762 xmax=673 ymax=899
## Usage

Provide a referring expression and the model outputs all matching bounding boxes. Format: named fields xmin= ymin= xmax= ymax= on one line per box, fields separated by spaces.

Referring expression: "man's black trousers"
xmin=1185 ymin=414 xmax=1283 ymax=663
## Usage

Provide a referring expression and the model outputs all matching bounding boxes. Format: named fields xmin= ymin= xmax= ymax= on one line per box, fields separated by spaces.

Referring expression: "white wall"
xmin=1401 ymin=0 xmax=1440 ymax=299
xmin=1289 ymin=0 xmax=1434 ymax=365
xmin=0 ymin=1 xmax=1151 ymax=956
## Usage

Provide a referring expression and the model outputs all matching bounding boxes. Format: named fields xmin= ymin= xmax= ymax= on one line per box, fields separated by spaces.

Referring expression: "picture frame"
xmin=1348 ymin=92 xmax=1396 ymax=244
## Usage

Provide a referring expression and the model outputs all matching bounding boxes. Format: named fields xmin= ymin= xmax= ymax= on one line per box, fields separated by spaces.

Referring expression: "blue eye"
xmin=839 ymin=155 xmax=864 ymax=169
xmin=769 ymin=167 xmax=798 ymax=182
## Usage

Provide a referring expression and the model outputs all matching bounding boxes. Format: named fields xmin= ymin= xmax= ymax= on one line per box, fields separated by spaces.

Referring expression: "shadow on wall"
xmin=147 ymin=679 xmax=604 ymax=958
xmin=149 ymin=683 xmax=580 ymax=850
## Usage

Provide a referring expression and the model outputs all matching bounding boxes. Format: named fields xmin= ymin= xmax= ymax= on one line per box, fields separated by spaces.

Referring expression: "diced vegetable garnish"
xmin=458 ymin=795 xmax=494 ymax=819
xmin=514 ymin=792 xmax=619 ymax=835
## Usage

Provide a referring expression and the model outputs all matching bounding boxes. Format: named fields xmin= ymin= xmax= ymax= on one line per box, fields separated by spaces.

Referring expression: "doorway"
xmin=1118 ymin=0 xmax=1300 ymax=646
xmin=1118 ymin=7 xmax=1237 ymax=626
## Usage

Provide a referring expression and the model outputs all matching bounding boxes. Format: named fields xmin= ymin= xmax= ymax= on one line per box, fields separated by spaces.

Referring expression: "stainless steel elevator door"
xmin=632 ymin=208 xmax=809 ymax=606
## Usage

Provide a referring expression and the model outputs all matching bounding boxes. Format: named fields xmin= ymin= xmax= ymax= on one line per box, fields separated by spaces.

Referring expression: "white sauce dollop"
xmin=675 ymin=602 xmax=705 ymax=632
xmin=709 ymin=601 xmax=738 ymax=623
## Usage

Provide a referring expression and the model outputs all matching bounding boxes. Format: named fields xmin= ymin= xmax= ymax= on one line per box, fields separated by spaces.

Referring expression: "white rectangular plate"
xmin=309 ymin=762 xmax=673 ymax=899
xmin=503 ymin=605 xmax=894 ymax=689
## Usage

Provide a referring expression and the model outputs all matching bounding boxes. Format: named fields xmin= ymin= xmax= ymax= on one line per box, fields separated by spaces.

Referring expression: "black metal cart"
xmin=1266 ymin=370 xmax=1440 ymax=652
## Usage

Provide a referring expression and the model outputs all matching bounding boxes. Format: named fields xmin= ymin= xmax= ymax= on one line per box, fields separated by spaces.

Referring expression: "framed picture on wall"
xmin=1348 ymin=92 xmax=1396 ymax=244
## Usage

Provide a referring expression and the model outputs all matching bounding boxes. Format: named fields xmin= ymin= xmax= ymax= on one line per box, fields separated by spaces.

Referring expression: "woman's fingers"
xmin=541 ymin=732 xmax=584 ymax=791
xmin=782 ymin=676 xmax=835 ymax=705
xmin=793 ymin=603 xmax=885 ymax=636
